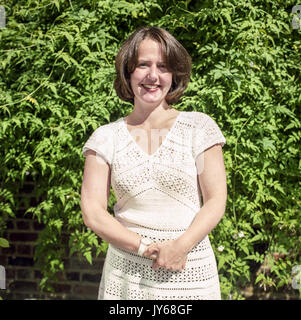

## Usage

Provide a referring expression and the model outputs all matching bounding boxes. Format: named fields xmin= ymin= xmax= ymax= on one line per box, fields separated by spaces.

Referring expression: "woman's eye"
xmin=158 ymin=64 xmax=167 ymax=70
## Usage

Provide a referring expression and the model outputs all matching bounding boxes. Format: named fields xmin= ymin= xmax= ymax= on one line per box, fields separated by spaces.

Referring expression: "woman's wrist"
xmin=128 ymin=232 xmax=143 ymax=254
xmin=174 ymin=235 xmax=194 ymax=255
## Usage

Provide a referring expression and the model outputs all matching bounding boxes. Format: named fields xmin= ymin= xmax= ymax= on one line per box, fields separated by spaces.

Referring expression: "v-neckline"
xmin=122 ymin=111 xmax=183 ymax=158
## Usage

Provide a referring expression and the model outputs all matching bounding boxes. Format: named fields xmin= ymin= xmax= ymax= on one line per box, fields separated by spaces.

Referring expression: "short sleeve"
xmin=82 ymin=124 xmax=114 ymax=165
xmin=192 ymin=112 xmax=226 ymax=160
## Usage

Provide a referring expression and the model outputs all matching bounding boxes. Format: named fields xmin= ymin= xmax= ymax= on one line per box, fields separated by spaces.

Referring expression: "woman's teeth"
xmin=143 ymin=84 xmax=159 ymax=89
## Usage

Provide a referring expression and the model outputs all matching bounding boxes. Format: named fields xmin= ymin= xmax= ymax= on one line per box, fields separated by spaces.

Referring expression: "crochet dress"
xmin=82 ymin=111 xmax=226 ymax=300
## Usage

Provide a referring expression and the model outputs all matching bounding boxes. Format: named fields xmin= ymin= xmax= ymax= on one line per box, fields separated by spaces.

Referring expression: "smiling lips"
xmin=141 ymin=84 xmax=161 ymax=91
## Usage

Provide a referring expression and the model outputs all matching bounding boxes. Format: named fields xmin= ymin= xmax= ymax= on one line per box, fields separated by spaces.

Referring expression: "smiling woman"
xmin=114 ymin=26 xmax=191 ymax=105
xmin=130 ymin=38 xmax=173 ymax=107
xmin=81 ymin=26 xmax=227 ymax=300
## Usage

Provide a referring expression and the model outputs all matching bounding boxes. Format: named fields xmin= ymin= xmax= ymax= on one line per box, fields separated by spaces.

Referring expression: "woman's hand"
xmin=144 ymin=239 xmax=188 ymax=271
xmin=143 ymin=243 xmax=159 ymax=260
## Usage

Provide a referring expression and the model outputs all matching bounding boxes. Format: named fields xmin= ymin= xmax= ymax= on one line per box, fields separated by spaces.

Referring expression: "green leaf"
xmin=53 ymin=0 xmax=60 ymax=11
xmin=241 ymin=245 xmax=249 ymax=255
xmin=84 ymin=251 xmax=92 ymax=265
xmin=217 ymin=256 xmax=226 ymax=270
xmin=0 ymin=238 xmax=9 ymax=248
xmin=262 ymin=137 xmax=275 ymax=150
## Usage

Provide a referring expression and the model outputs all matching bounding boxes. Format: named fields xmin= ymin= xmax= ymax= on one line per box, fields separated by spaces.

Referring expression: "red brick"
xmin=33 ymin=221 xmax=44 ymax=231
xmin=9 ymin=233 xmax=38 ymax=242
xmin=72 ymin=284 xmax=98 ymax=295
xmin=1 ymin=244 xmax=16 ymax=255
xmin=17 ymin=244 xmax=32 ymax=255
xmin=15 ymin=208 xmax=27 ymax=218
xmin=34 ymin=270 xmax=43 ymax=279
xmin=82 ymin=273 xmax=101 ymax=283
xmin=5 ymin=268 xmax=15 ymax=278
xmin=66 ymin=272 xmax=80 ymax=281
xmin=0 ymin=255 xmax=7 ymax=265
xmin=6 ymin=220 xmax=14 ymax=229
xmin=16 ymin=220 xmax=31 ymax=230
xmin=8 ymin=257 xmax=34 ymax=267
xmin=56 ymin=271 xmax=66 ymax=281
xmin=9 ymin=280 xmax=37 ymax=292
xmin=52 ymin=283 xmax=71 ymax=293
xmin=17 ymin=269 xmax=33 ymax=280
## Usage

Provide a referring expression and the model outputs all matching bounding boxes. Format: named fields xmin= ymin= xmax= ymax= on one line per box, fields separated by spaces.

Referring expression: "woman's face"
xmin=130 ymin=38 xmax=172 ymax=107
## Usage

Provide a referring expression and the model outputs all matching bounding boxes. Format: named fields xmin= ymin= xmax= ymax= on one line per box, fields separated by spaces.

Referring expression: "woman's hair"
xmin=114 ymin=26 xmax=192 ymax=105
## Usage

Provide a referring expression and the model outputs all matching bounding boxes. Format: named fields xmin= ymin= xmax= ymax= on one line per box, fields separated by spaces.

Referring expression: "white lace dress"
xmin=82 ymin=111 xmax=226 ymax=300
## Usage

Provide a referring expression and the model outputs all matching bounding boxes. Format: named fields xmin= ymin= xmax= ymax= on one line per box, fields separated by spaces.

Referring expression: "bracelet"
xmin=137 ymin=237 xmax=153 ymax=256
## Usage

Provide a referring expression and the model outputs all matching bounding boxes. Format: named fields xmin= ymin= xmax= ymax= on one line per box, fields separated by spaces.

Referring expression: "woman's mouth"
xmin=141 ymin=84 xmax=161 ymax=91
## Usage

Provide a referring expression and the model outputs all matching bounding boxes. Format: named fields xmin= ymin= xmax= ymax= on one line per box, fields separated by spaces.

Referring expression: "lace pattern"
xmin=99 ymin=233 xmax=221 ymax=300
xmin=192 ymin=112 xmax=226 ymax=160
xmin=82 ymin=111 xmax=226 ymax=300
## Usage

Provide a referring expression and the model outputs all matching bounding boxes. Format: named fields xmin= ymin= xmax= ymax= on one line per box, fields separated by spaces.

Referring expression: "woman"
xmin=81 ymin=26 xmax=227 ymax=300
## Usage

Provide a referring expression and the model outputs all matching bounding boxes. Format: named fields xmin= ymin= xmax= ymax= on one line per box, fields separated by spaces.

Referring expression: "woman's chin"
xmin=137 ymin=92 xmax=167 ymax=105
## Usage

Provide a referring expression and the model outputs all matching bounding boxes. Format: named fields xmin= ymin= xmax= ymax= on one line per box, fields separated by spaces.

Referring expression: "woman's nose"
xmin=147 ymin=65 xmax=159 ymax=81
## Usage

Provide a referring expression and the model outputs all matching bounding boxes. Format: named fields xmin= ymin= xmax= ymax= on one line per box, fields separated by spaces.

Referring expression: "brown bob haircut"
xmin=114 ymin=26 xmax=192 ymax=105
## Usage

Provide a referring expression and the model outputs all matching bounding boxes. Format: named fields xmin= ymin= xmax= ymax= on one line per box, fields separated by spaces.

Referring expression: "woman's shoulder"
xmin=90 ymin=118 xmax=121 ymax=135
xmin=182 ymin=110 xmax=215 ymax=125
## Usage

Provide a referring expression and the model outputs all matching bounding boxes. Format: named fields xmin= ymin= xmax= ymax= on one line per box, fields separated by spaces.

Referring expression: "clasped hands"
xmin=143 ymin=239 xmax=188 ymax=271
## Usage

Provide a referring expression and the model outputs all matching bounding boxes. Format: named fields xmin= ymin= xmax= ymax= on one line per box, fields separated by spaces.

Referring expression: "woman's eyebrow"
xmin=137 ymin=59 xmax=166 ymax=63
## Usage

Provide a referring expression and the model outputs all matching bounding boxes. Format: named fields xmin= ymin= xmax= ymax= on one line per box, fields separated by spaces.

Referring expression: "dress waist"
xmin=114 ymin=207 xmax=197 ymax=231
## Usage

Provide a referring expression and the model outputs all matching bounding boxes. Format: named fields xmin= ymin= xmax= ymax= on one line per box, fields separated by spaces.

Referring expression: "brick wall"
xmin=0 ymin=212 xmax=104 ymax=300
xmin=0 ymin=180 xmax=104 ymax=300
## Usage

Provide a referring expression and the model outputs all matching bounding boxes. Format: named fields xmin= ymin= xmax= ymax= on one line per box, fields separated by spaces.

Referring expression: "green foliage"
xmin=0 ymin=0 xmax=300 ymax=299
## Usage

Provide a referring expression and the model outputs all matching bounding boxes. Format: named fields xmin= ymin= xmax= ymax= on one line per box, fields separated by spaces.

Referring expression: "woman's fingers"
xmin=149 ymin=253 xmax=158 ymax=260
xmin=144 ymin=241 xmax=187 ymax=271
xmin=150 ymin=240 xmax=188 ymax=271
xmin=143 ymin=243 xmax=159 ymax=260
xmin=152 ymin=259 xmax=160 ymax=270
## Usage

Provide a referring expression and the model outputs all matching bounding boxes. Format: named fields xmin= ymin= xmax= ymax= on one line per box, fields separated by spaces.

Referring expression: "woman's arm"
xmin=177 ymin=143 xmax=227 ymax=252
xmin=81 ymin=150 xmax=141 ymax=253
xmin=147 ymin=144 xmax=227 ymax=271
